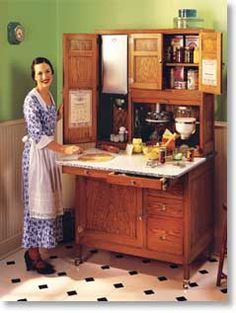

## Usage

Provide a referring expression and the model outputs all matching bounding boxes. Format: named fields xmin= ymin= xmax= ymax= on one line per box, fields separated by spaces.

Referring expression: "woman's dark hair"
xmin=31 ymin=57 xmax=54 ymax=81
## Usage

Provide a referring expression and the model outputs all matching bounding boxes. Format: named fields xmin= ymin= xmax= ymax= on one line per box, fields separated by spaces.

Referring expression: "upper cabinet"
xmin=63 ymin=29 xmax=223 ymax=150
xmin=63 ymin=34 xmax=98 ymax=144
xmin=129 ymin=33 xmax=163 ymax=90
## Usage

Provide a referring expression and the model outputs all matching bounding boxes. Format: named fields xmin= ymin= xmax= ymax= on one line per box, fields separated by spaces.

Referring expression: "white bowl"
xmin=175 ymin=117 xmax=196 ymax=140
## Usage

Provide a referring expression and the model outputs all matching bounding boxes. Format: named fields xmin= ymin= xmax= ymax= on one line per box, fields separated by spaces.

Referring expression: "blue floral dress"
xmin=22 ymin=89 xmax=63 ymax=248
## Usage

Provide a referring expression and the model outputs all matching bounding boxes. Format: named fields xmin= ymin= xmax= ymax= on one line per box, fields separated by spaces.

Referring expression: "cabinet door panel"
xmin=63 ymin=34 xmax=98 ymax=144
xmin=78 ymin=178 xmax=143 ymax=247
xmin=199 ymin=31 xmax=222 ymax=95
xmin=147 ymin=216 xmax=183 ymax=256
xmin=129 ymin=34 xmax=163 ymax=90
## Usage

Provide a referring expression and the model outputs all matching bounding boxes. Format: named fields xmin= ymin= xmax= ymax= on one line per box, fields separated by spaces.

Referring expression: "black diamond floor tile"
xmin=144 ymin=289 xmax=155 ymax=295
xmin=158 ymin=276 xmax=167 ymax=281
xmin=17 ymin=298 xmax=27 ymax=301
xmin=67 ymin=290 xmax=77 ymax=296
xmin=38 ymin=284 xmax=48 ymax=290
xmin=6 ymin=261 xmax=15 ymax=265
xmin=11 ymin=278 xmax=21 ymax=283
xmin=199 ymin=269 xmax=209 ymax=274
xmin=57 ymin=272 xmax=67 ymax=276
xmin=176 ymin=296 xmax=187 ymax=301
xmin=101 ymin=265 xmax=110 ymax=270
xmin=220 ymin=288 xmax=227 ymax=294
xmin=189 ymin=282 xmax=198 ymax=288
xmin=85 ymin=277 xmax=95 ymax=282
xmin=113 ymin=283 xmax=124 ymax=288
xmin=97 ymin=297 xmax=108 ymax=301
xmin=129 ymin=270 xmax=138 ymax=275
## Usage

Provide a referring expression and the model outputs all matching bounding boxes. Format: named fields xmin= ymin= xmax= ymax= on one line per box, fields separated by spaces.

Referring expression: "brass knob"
xmin=131 ymin=180 xmax=136 ymax=185
xmin=161 ymin=204 xmax=166 ymax=211
xmin=160 ymin=235 xmax=166 ymax=240
xmin=77 ymin=225 xmax=84 ymax=233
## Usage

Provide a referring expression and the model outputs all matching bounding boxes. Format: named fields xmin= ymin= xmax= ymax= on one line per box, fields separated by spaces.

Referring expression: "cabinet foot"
xmin=183 ymin=280 xmax=189 ymax=289
xmin=74 ymin=257 xmax=83 ymax=266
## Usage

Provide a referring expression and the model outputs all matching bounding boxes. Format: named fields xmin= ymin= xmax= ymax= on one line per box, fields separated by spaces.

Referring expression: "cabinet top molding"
xmin=95 ymin=28 xmax=215 ymax=35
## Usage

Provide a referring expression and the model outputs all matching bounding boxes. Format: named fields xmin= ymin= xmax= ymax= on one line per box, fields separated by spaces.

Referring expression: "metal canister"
xmin=159 ymin=147 xmax=166 ymax=164
xmin=185 ymin=47 xmax=194 ymax=63
xmin=187 ymin=69 xmax=198 ymax=90
xmin=186 ymin=148 xmax=194 ymax=162
xmin=176 ymin=47 xmax=184 ymax=63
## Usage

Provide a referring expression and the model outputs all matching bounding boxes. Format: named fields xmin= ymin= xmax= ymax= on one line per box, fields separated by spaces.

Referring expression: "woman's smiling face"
xmin=34 ymin=62 xmax=53 ymax=89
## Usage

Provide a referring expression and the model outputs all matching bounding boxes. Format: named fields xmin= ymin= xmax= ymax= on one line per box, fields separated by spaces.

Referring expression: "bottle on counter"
xmin=132 ymin=138 xmax=143 ymax=153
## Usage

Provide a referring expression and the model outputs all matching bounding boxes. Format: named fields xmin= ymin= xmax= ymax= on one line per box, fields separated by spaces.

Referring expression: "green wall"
xmin=0 ymin=0 xmax=57 ymax=122
xmin=0 ymin=0 xmax=227 ymax=122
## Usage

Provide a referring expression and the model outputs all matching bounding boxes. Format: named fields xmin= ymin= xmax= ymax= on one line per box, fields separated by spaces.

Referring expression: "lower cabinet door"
xmin=78 ymin=178 xmax=143 ymax=248
xmin=146 ymin=216 xmax=183 ymax=256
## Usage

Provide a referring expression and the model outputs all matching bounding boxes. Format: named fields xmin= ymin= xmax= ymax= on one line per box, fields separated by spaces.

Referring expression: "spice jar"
xmin=132 ymin=138 xmax=143 ymax=153
xmin=176 ymin=47 xmax=184 ymax=63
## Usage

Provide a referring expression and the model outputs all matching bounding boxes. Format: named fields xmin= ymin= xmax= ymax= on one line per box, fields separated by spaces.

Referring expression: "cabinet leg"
xmin=74 ymin=244 xmax=83 ymax=266
xmin=183 ymin=263 xmax=190 ymax=289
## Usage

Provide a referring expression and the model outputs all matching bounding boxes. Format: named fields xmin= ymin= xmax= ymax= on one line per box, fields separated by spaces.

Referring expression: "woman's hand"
xmin=63 ymin=145 xmax=83 ymax=155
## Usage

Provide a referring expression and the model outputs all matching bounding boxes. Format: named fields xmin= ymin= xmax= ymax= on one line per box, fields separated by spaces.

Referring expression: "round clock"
xmin=7 ymin=22 xmax=25 ymax=45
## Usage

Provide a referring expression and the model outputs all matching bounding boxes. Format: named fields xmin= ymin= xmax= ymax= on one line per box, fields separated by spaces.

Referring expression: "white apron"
xmin=28 ymin=136 xmax=63 ymax=219
xmin=24 ymin=88 xmax=63 ymax=220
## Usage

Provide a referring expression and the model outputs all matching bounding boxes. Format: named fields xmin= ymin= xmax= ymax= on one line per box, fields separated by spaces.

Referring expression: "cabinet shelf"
xmin=165 ymin=63 xmax=199 ymax=67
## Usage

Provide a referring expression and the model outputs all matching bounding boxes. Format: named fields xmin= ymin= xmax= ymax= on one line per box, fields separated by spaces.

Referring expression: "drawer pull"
xmin=131 ymin=180 xmax=136 ymax=186
xmin=160 ymin=235 xmax=167 ymax=241
xmin=161 ymin=204 xmax=167 ymax=211
xmin=77 ymin=225 xmax=84 ymax=233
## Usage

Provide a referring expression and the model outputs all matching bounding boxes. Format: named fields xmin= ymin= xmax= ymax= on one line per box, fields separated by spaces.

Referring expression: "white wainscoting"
xmin=0 ymin=119 xmax=26 ymax=258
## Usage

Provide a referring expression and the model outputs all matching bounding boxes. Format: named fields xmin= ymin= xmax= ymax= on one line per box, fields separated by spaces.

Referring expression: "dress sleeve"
xmin=23 ymin=95 xmax=54 ymax=148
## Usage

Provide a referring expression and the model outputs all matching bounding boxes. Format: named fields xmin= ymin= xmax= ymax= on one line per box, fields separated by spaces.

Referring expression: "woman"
xmin=22 ymin=57 xmax=82 ymax=274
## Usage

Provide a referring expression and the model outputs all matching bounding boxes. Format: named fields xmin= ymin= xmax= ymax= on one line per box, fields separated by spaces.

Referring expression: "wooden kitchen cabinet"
xmin=62 ymin=157 xmax=214 ymax=287
xmin=62 ymin=28 xmax=220 ymax=287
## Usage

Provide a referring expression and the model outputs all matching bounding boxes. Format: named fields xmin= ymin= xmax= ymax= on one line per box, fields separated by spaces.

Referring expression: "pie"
xmin=78 ymin=152 xmax=115 ymax=162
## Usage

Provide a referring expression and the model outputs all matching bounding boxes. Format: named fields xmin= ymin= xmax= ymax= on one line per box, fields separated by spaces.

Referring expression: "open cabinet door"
xmin=129 ymin=33 xmax=163 ymax=90
xmin=199 ymin=32 xmax=222 ymax=95
xmin=63 ymin=34 xmax=98 ymax=144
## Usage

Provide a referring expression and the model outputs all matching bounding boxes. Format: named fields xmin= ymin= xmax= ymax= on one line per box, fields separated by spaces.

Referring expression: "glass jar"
xmin=175 ymin=106 xmax=193 ymax=118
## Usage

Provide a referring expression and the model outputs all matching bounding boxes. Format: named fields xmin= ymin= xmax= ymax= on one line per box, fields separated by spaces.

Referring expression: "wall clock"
xmin=7 ymin=22 xmax=25 ymax=44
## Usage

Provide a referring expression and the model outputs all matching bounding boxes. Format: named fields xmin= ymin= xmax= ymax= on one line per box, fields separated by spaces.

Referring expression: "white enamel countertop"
xmin=57 ymin=148 xmax=206 ymax=179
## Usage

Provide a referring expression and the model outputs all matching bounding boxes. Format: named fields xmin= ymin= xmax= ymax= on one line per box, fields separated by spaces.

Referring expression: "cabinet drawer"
xmin=107 ymin=172 xmax=165 ymax=190
xmin=144 ymin=181 xmax=184 ymax=200
xmin=147 ymin=216 xmax=183 ymax=256
xmin=62 ymin=166 xmax=108 ymax=179
xmin=145 ymin=195 xmax=184 ymax=218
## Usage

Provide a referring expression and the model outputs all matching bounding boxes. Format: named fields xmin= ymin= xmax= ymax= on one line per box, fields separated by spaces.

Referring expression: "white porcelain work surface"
xmin=57 ymin=148 xmax=206 ymax=179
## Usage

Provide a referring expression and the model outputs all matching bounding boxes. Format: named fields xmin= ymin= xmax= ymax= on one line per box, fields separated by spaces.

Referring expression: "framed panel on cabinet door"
xmin=199 ymin=31 xmax=222 ymax=95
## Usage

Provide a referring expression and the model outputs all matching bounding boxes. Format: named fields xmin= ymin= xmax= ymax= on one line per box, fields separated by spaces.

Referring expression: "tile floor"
xmin=0 ymin=243 xmax=227 ymax=302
